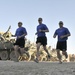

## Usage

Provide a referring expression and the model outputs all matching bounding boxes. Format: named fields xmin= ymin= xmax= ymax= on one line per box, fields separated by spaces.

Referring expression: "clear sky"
xmin=0 ymin=0 xmax=75 ymax=54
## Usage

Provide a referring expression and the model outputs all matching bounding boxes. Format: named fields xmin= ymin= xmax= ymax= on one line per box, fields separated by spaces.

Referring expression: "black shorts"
xmin=36 ymin=36 xmax=47 ymax=46
xmin=56 ymin=41 xmax=67 ymax=51
xmin=14 ymin=38 xmax=25 ymax=48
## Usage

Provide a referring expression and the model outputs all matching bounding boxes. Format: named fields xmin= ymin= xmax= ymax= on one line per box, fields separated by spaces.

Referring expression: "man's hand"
xmin=60 ymin=34 xmax=71 ymax=39
xmin=39 ymin=29 xmax=49 ymax=32
xmin=35 ymin=32 xmax=37 ymax=35
xmin=18 ymin=34 xmax=27 ymax=39
xmin=39 ymin=29 xmax=42 ymax=32
xmin=60 ymin=36 xmax=65 ymax=39
xmin=17 ymin=36 xmax=21 ymax=39
xmin=53 ymin=35 xmax=56 ymax=38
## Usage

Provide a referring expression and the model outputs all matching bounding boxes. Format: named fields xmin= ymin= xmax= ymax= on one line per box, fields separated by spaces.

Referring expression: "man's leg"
xmin=19 ymin=47 xmax=29 ymax=57
xmin=43 ymin=46 xmax=50 ymax=58
xmin=14 ymin=45 xmax=19 ymax=62
xmin=20 ymin=48 xmax=25 ymax=56
xmin=62 ymin=41 xmax=68 ymax=59
xmin=36 ymin=43 xmax=41 ymax=59
xmin=62 ymin=51 xmax=68 ymax=59
xmin=34 ymin=43 xmax=41 ymax=63
xmin=57 ymin=49 xmax=62 ymax=63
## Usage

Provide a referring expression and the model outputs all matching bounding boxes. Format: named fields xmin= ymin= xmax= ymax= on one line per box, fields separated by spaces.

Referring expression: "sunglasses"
xmin=18 ymin=23 xmax=22 ymax=24
xmin=38 ymin=20 xmax=42 ymax=21
xmin=59 ymin=23 xmax=63 ymax=24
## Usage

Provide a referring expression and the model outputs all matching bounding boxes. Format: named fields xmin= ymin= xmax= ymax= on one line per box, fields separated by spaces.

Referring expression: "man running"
xmin=34 ymin=18 xmax=50 ymax=63
xmin=53 ymin=21 xmax=71 ymax=63
xmin=14 ymin=22 xmax=27 ymax=62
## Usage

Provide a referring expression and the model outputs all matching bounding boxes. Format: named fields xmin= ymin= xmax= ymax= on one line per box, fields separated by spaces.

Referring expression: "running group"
xmin=13 ymin=17 xmax=71 ymax=64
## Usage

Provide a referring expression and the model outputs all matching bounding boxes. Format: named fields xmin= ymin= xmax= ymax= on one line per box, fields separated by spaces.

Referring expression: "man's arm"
xmin=35 ymin=32 xmax=38 ymax=35
xmin=60 ymin=34 xmax=71 ymax=39
xmin=39 ymin=24 xmax=49 ymax=32
xmin=17 ymin=27 xmax=27 ymax=39
xmin=53 ymin=34 xmax=56 ymax=38
xmin=20 ymin=33 xmax=27 ymax=37
xmin=60 ymin=28 xmax=71 ymax=38
xmin=18 ymin=33 xmax=27 ymax=39
xmin=53 ymin=30 xmax=57 ymax=38
xmin=39 ymin=29 xmax=49 ymax=32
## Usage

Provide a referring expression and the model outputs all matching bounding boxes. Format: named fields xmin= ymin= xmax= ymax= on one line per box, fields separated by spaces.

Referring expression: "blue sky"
xmin=0 ymin=0 xmax=75 ymax=54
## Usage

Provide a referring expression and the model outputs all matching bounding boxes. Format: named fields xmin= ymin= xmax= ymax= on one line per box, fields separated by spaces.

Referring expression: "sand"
xmin=0 ymin=61 xmax=75 ymax=75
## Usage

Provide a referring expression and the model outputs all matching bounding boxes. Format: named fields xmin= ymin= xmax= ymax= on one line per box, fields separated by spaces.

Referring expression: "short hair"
xmin=38 ymin=18 xmax=43 ymax=21
xmin=59 ymin=21 xmax=63 ymax=24
xmin=18 ymin=22 xmax=22 ymax=25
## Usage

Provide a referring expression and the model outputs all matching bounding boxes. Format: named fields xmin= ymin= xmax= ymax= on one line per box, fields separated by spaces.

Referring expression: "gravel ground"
xmin=0 ymin=61 xmax=75 ymax=75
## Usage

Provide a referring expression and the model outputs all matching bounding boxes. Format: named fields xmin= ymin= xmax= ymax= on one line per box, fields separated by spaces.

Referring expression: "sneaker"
xmin=34 ymin=58 xmax=39 ymax=63
xmin=59 ymin=60 xmax=62 ymax=64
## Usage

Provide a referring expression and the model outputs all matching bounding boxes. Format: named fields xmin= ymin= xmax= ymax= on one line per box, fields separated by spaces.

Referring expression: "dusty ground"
xmin=0 ymin=61 xmax=75 ymax=75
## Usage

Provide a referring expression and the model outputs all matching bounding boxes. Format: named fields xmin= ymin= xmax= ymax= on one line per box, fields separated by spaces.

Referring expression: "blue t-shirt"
xmin=37 ymin=24 xmax=48 ymax=37
xmin=15 ymin=27 xmax=27 ymax=38
xmin=54 ymin=27 xmax=70 ymax=41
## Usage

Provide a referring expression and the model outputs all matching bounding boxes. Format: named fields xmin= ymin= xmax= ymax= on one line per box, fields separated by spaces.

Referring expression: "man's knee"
xmin=62 ymin=51 xmax=66 ymax=55
xmin=37 ymin=43 xmax=41 ymax=49
xmin=14 ymin=45 xmax=19 ymax=50
xmin=57 ymin=49 xmax=60 ymax=53
xmin=43 ymin=46 xmax=47 ymax=50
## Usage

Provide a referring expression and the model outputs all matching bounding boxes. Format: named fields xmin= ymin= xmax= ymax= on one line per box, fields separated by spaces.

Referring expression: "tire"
xmin=10 ymin=51 xmax=16 ymax=61
xmin=0 ymin=51 xmax=8 ymax=60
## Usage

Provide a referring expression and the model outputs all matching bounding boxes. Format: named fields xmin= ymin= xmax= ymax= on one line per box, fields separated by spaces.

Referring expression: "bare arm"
xmin=39 ymin=29 xmax=49 ymax=32
xmin=20 ymin=33 xmax=27 ymax=37
xmin=18 ymin=33 xmax=27 ymax=38
xmin=60 ymin=34 xmax=71 ymax=38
